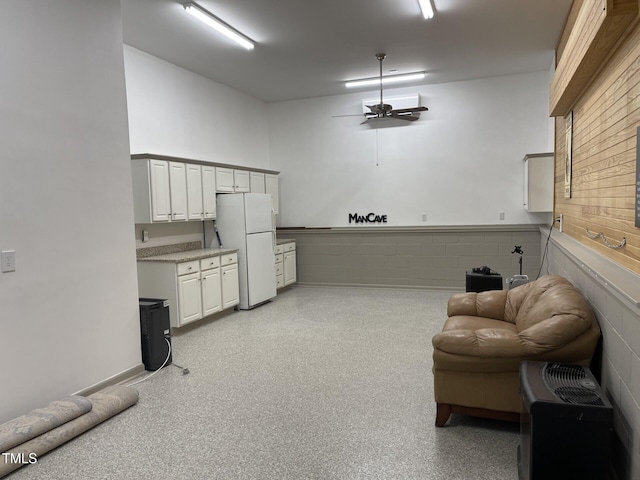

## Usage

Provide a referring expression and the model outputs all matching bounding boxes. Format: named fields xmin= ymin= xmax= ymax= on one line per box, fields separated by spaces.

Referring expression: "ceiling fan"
xmin=361 ymin=53 xmax=428 ymax=124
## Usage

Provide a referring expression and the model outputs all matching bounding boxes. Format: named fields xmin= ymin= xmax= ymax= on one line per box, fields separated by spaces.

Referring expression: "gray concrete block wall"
xmin=545 ymin=232 xmax=640 ymax=480
xmin=278 ymin=226 xmax=543 ymax=290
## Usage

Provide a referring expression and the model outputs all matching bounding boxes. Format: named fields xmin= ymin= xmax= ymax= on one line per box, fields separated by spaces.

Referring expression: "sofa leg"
xmin=435 ymin=403 xmax=451 ymax=427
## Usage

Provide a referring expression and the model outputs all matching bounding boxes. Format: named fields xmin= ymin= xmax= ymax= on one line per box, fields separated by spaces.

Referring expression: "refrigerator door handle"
xmin=272 ymin=208 xmax=276 ymax=253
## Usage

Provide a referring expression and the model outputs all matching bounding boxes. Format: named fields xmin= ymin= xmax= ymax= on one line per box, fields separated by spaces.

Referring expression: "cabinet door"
xmin=265 ymin=173 xmax=279 ymax=214
xmin=284 ymin=251 xmax=296 ymax=286
xmin=169 ymin=162 xmax=188 ymax=221
xmin=250 ymin=172 xmax=265 ymax=193
xmin=234 ymin=170 xmax=250 ymax=192
xmin=524 ymin=155 xmax=554 ymax=212
xmin=186 ymin=164 xmax=204 ymax=221
xmin=202 ymin=165 xmax=217 ymax=219
xmin=178 ymin=272 xmax=202 ymax=325
xmin=149 ymin=159 xmax=171 ymax=222
xmin=201 ymin=268 xmax=222 ymax=316
xmin=216 ymin=167 xmax=234 ymax=192
xmin=221 ymin=264 xmax=239 ymax=309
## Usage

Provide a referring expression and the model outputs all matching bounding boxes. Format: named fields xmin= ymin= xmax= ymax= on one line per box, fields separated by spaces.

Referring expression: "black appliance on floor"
xmin=518 ymin=361 xmax=612 ymax=480
xmin=139 ymin=298 xmax=172 ymax=371
xmin=465 ymin=266 xmax=502 ymax=292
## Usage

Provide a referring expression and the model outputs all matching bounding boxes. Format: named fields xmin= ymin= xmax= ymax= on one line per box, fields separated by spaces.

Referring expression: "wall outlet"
xmin=142 ymin=229 xmax=149 ymax=243
xmin=558 ymin=214 xmax=563 ymax=232
xmin=499 ymin=211 xmax=505 ymax=221
xmin=1 ymin=250 xmax=16 ymax=273
xmin=421 ymin=213 xmax=427 ymax=222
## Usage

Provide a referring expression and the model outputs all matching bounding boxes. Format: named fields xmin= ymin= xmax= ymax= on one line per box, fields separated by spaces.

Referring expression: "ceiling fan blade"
xmin=390 ymin=106 xmax=429 ymax=114
xmin=332 ymin=113 xmax=367 ymax=117
xmin=389 ymin=114 xmax=419 ymax=121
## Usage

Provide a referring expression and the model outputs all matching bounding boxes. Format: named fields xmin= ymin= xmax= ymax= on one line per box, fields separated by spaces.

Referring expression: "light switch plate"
xmin=1 ymin=250 xmax=16 ymax=272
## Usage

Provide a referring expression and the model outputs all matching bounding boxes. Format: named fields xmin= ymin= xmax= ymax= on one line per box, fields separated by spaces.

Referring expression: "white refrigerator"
xmin=214 ymin=193 xmax=277 ymax=309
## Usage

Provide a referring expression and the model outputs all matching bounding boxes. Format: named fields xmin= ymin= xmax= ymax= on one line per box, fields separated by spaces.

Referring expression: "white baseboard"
xmin=73 ymin=363 xmax=145 ymax=397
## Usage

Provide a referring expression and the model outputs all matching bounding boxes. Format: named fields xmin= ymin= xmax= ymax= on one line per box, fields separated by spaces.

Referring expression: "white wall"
xmin=268 ymin=71 xmax=554 ymax=227
xmin=0 ymin=1 xmax=140 ymax=422
xmin=124 ymin=46 xmax=270 ymax=169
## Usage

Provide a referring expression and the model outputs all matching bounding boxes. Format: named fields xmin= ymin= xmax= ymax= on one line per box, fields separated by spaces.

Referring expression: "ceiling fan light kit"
xmin=183 ymin=2 xmax=254 ymax=50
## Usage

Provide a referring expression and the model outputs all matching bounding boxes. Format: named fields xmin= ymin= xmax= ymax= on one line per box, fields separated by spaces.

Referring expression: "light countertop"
xmin=137 ymin=248 xmax=238 ymax=263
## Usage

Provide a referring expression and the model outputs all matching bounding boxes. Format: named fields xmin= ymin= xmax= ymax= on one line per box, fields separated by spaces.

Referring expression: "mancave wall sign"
xmin=348 ymin=212 xmax=388 ymax=224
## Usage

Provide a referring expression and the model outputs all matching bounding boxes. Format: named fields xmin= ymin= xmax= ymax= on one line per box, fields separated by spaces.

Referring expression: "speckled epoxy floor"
xmin=8 ymin=287 xmax=519 ymax=479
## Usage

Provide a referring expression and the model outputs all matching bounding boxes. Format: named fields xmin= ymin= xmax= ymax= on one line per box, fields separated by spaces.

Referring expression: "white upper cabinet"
xmin=132 ymin=156 xmax=278 ymax=223
xmin=168 ymin=162 xmax=188 ymax=221
xmin=233 ymin=170 xmax=250 ymax=192
xmin=201 ymin=165 xmax=217 ymax=219
xmin=131 ymin=159 xmax=172 ymax=223
xmin=149 ymin=160 xmax=171 ymax=222
xmin=265 ymin=173 xmax=279 ymax=214
xmin=523 ymin=153 xmax=554 ymax=213
xmin=216 ymin=167 xmax=235 ymax=192
xmin=250 ymin=172 xmax=266 ymax=193
xmin=186 ymin=164 xmax=204 ymax=221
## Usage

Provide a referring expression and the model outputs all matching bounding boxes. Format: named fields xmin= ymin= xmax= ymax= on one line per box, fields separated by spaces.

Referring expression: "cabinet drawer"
xmin=275 ymin=263 xmax=283 ymax=276
xmin=200 ymin=256 xmax=220 ymax=270
xmin=275 ymin=253 xmax=283 ymax=264
xmin=274 ymin=245 xmax=284 ymax=255
xmin=221 ymin=253 xmax=237 ymax=266
xmin=276 ymin=274 xmax=284 ymax=289
xmin=283 ymin=242 xmax=296 ymax=252
xmin=177 ymin=260 xmax=199 ymax=276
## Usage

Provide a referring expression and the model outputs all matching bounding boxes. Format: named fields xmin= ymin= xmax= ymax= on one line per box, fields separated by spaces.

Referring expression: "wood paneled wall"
xmin=554 ymin=4 xmax=640 ymax=274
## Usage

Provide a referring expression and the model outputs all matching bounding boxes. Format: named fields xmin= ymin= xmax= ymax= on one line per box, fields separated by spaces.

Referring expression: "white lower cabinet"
xmin=284 ymin=250 xmax=297 ymax=286
xmin=275 ymin=242 xmax=296 ymax=289
xmin=201 ymin=260 xmax=222 ymax=316
xmin=137 ymin=253 xmax=238 ymax=328
xmin=178 ymin=271 xmax=202 ymax=325
xmin=221 ymin=263 xmax=240 ymax=309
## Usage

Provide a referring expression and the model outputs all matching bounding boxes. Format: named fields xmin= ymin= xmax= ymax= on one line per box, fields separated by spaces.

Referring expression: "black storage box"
xmin=465 ymin=270 xmax=503 ymax=292
xmin=139 ymin=298 xmax=172 ymax=371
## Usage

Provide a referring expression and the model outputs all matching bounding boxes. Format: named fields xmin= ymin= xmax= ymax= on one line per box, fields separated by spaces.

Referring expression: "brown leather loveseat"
xmin=432 ymin=275 xmax=600 ymax=427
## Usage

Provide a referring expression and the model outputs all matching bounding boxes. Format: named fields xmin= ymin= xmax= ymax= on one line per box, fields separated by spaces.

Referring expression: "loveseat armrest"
xmin=447 ymin=289 xmax=508 ymax=321
xmin=432 ymin=328 xmax=535 ymax=358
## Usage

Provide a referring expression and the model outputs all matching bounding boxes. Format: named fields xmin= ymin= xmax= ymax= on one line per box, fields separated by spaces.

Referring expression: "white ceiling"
xmin=121 ymin=0 xmax=572 ymax=103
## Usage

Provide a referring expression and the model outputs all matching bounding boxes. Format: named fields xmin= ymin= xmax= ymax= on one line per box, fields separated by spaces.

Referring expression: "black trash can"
xmin=139 ymin=298 xmax=172 ymax=371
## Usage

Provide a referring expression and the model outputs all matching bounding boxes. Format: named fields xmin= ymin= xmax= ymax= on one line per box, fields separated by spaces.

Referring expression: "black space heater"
xmin=518 ymin=361 xmax=613 ymax=480
xmin=139 ymin=298 xmax=172 ymax=371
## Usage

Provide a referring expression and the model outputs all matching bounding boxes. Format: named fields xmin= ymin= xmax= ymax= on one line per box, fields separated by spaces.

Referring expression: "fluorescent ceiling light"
xmin=418 ymin=0 xmax=434 ymax=19
xmin=345 ymin=72 xmax=426 ymax=88
xmin=183 ymin=2 xmax=254 ymax=50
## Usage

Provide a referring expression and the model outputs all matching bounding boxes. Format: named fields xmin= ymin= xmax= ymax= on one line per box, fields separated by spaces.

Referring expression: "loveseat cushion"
xmin=447 ymin=289 xmax=508 ymax=321
xmin=514 ymin=275 xmax=594 ymax=334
